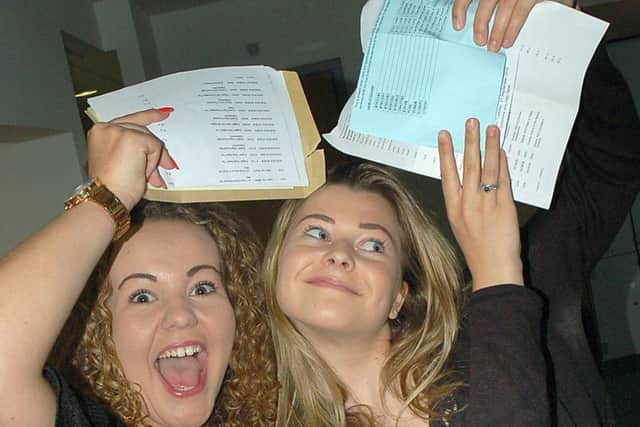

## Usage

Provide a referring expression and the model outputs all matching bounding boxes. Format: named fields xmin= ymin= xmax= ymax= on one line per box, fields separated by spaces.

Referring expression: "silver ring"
xmin=481 ymin=183 xmax=499 ymax=192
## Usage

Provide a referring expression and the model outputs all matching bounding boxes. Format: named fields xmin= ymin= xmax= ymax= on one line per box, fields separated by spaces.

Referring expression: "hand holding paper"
xmin=326 ymin=0 xmax=608 ymax=209
xmin=87 ymin=66 xmax=325 ymax=203
xmin=453 ymin=0 xmax=578 ymax=50
xmin=87 ymin=109 xmax=177 ymax=210
xmin=453 ymin=0 xmax=537 ymax=50
xmin=438 ymin=119 xmax=523 ymax=290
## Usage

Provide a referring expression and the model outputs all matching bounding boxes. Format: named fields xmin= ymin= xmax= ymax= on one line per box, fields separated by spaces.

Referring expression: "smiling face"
xmin=107 ymin=219 xmax=235 ymax=427
xmin=276 ymin=184 xmax=408 ymax=342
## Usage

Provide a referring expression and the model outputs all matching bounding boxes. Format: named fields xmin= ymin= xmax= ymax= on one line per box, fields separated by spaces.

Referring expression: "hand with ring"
xmin=438 ymin=118 xmax=523 ymax=291
xmin=481 ymin=183 xmax=499 ymax=192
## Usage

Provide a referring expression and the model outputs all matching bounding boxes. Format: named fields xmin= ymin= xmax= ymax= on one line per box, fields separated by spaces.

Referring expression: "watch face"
xmin=70 ymin=179 xmax=95 ymax=198
xmin=70 ymin=183 xmax=87 ymax=197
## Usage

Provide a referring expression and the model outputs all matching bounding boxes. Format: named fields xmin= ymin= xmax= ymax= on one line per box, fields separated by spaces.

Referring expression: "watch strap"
xmin=64 ymin=177 xmax=131 ymax=241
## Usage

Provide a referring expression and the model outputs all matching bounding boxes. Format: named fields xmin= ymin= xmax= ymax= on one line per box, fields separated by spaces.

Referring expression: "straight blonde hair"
xmin=263 ymin=162 xmax=466 ymax=426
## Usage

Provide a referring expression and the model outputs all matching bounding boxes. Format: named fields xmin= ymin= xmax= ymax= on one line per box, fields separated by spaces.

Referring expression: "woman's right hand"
xmin=87 ymin=108 xmax=177 ymax=211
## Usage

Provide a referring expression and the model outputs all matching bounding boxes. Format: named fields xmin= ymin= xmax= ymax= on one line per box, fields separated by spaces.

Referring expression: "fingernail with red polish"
xmin=158 ymin=106 xmax=174 ymax=114
xmin=168 ymin=154 xmax=180 ymax=170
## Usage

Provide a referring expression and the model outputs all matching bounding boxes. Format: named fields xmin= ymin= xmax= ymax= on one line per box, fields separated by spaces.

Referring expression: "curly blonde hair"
xmin=262 ymin=162 xmax=466 ymax=426
xmin=52 ymin=201 xmax=278 ymax=426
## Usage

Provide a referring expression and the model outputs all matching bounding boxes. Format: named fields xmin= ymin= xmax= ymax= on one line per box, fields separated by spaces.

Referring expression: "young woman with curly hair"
xmin=0 ymin=108 xmax=277 ymax=427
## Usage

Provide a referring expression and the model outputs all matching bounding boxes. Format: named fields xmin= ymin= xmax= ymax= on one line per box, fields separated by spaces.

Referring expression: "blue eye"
xmin=190 ymin=281 xmax=217 ymax=296
xmin=129 ymin=289 xmax=156 ymax=304
xmin=304 ymin=226 xmax=330 ymax=241
xmin=362 ymin=239 xmax=385 ymax=253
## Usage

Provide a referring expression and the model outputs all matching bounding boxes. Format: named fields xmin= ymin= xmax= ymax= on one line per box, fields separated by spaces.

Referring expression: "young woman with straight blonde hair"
xmin=262 ymin=119 xmax=548 ymax=426
xmin=262 ymin=8 xmax=640 ymax=424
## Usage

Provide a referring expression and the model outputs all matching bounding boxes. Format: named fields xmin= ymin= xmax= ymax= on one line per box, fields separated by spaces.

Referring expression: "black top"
xmin=44 ymin=365 xmax=124 ymax=427
xmin=523 ymin=43 xmax=640 ymax=426
xmin=453 ymin=285 xmax=550 ymax=427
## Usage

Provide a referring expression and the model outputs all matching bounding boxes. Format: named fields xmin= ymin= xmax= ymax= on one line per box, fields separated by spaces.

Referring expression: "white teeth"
xmin=157 ymin=344 xmax=201 ymax=360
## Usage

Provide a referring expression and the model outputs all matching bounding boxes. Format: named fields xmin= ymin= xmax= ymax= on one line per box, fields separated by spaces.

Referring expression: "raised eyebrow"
xmin=186 ymin=264 xmax=221 ymax=277
xmin=297 ymin=213 xmax=335 ymax=225
xmin=359 ymin=223 xmax=396 ymax=244
xmin=118 ymin=273 xmax=157 ymax=290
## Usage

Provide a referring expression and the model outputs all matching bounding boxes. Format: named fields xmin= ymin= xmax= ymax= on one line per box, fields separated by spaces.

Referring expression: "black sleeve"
xmin=522 ymin=43 xmax=640 ymax=426
xmin=43 ymin=365 xmax=123 ymax=427
xmin=525 ymin=44 xmax=640 ymax=282
xmin=452 ymin=285 xmax=549 ymax=427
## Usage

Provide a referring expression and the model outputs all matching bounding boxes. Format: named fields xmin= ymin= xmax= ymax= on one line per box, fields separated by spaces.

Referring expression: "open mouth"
xmin=154 ymin=343 xmax=208 ymax=397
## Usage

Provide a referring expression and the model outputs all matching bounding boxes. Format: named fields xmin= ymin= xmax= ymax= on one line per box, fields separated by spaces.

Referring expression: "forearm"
xmin=572 ymin=44 xmax=640 ymax=186
xmin=0 ymin=202 xmax=114 ymax=383
xmin=466 ymin=285 xmax=549 ymax=425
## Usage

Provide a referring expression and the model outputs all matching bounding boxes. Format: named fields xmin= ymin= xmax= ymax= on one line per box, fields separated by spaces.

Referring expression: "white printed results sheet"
xmin=326 ymin=0 xmax=608 ymax=209
xmin=88 ymin=66 xmax=308 ymax=189
xmin=494 ymin=3 xmax=607 ymax=207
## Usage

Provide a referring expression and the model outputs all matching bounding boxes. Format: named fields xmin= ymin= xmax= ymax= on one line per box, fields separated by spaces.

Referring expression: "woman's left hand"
xmin=452 ymin=0 xmax=576 ymax=51
xmin=438 ymin=119 xmax=523 ymax=291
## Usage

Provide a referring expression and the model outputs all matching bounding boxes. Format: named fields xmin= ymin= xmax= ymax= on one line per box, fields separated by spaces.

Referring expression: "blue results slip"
xmin=350 ymin=0 xmax=505 ymax=152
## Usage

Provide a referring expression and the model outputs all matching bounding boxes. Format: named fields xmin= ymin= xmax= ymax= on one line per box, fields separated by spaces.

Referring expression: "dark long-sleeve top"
xmin=44 ymin=365 xmax=124 ymax=427
xmin=451 ymin=285 xmax=550 ymax=427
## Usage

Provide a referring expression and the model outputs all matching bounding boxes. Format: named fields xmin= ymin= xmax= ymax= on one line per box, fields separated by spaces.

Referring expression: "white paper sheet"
xmin=326 ymin=0 xmax=608 ymax=208
xmin=88 ymin=66 xmax=308 ymax=189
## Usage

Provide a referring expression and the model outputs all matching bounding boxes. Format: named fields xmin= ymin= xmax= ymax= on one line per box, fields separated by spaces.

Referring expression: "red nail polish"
xmin=158 ymin=106 xmax=174 ymax=113
xmin=168 ymin=154 xmax=180 ymax=170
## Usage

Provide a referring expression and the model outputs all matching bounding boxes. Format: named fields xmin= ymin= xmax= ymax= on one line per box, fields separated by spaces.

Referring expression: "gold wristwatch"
xmin=64 ymin=177 xmax=131 ymax=241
